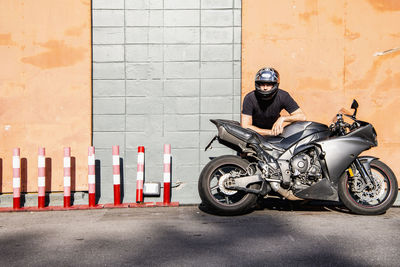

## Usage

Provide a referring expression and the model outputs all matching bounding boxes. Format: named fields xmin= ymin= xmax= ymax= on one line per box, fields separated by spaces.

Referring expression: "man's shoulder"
xmin=244 ymin=90 xmax=256 ymax=97
xmin=277 ymin=88 xmax=290 ymax=96
xmin=242 ymin=90 xmax=256 ymax=114
xmin=243 ymin=90 xmax=256 ymax=101
xmin=276 ymin=89 xmax=293 ymax=100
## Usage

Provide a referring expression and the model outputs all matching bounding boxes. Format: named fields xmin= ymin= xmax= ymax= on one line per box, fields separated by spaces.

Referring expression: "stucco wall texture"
xmin=1 ymin=0 xmax=399 ymax=202
xmin=0 ymin=0 xmax=91 ymax=193
xmin=242 ymin=0 xmax=400 ymax=183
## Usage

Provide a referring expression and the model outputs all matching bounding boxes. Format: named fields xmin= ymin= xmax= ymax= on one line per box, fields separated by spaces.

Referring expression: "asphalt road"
xmin=0 ymin=201 xmax=399 ymax=267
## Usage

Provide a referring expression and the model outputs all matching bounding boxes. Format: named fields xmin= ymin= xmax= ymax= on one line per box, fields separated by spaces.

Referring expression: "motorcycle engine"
xmin=290 ymin=149 xmax=323 ymax=189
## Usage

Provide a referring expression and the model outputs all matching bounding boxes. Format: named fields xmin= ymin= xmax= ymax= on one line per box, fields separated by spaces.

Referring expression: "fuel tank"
xmin=262 ymin=121 xmax=331 ymax=150
xmin=281 ymin=121 xmax=329 ymax=138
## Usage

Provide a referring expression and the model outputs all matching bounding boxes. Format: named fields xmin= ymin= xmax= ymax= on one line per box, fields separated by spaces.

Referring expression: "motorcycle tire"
xmin=198 ymin=155 xmax=260 ymax=215
xmin=338 ymin=159 xmax=398 ymax=215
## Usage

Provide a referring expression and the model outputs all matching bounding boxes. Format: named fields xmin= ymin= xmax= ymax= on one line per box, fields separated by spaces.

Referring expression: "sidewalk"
xmin=0 ymin=205 xmax=399 ymax=266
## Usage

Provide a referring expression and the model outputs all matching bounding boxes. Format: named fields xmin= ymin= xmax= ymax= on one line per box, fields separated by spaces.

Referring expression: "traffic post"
xmin=156 ymin=144 xmax=179 ymax=207
xmin=163 ymin=144 xmax=171 ymax=204
xmin=63 ymin=147 xmax=71 ymax=208
xmin=88 ymin=146 xmax=96 ymax=207
xmin=136 ymin=146 xmax=144 ymax=203
xmin=12 ymin=148 xmax=21 ymax=209
xmin=113 ymin=145 xmax=121 ymax=205
xmin=38 ymin=148 xmax=46 ymax=208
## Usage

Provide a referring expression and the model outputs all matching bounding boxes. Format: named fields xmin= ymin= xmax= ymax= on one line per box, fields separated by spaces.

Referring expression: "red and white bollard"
xmin=163 ymin=144 xmax=171 ymax=204
xmin=64 ymin=147 xmax=71 ymax=208
xmin=38 ymin=148 xmax=46 ymax=208
xmin=88 ymin=147 xmax=96 ymax=207
xmin=13 ymin=148 xmax=21 ymax=209
xmin=136 ymin=146 xmax=145 ymax=203
xmin=112 ymin=145 xmax=121 ymax=205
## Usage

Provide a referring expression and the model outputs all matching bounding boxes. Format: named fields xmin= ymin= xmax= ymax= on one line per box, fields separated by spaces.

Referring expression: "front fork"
xmin=347 ymin=158 xmax=375 ymax=189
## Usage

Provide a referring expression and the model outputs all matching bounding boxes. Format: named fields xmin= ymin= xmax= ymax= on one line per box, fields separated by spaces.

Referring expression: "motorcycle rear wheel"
xmin=338 ymin=159 xmax=398 ymax=215
xmin=198 ymin=155 xmax=260 ymax=215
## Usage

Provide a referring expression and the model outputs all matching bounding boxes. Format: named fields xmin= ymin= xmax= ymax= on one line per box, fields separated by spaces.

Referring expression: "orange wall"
xmin=0 ymin=0 xmax=91 ymax=193
xmin=242 ymin=0 xmax=400 ymax=183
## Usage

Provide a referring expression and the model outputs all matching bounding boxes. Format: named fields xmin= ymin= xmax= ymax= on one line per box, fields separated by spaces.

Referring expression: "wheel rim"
xmin=208 ymin=164 xmax=249 ymax=207
xmin=346 ymin=165 xmax=391 ymax=208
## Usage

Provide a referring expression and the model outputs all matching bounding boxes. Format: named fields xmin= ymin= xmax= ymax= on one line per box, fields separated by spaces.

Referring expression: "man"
xmin=241 ymin=67 xmax=307 ymax=136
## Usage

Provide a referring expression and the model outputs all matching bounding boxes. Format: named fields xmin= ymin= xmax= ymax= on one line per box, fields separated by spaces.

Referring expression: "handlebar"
xmin=329 ymin=113 xmax=359 ymax=135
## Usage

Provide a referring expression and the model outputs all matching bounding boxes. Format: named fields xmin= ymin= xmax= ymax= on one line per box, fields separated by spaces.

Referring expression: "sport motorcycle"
xmin=198 ymin=100 xmax=398 ymax=215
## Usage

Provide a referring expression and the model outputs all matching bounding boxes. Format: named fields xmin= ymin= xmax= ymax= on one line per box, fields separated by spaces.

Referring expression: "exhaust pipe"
xmin=270 ymin=182 xmax=303 ymax=201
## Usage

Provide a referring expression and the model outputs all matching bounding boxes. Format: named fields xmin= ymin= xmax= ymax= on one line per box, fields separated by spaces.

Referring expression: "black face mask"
xmin=255 ymin=85 xmax=278 ymax=102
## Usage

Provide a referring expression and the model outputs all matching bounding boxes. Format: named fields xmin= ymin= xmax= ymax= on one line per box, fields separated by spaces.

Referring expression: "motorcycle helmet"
xmin=254 ymin=67 xmax=280 ymax=101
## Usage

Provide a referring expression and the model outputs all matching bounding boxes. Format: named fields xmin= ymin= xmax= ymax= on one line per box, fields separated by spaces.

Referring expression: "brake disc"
xmin=351 ymin=176 xmax=367 ymax=193
xmin=353 ymin=174 xmax=385 ymax=203
xmin=218 ymin=173 xmax=238 ymax=196
xmin=371 ymin=173 xmax=385 ymax=200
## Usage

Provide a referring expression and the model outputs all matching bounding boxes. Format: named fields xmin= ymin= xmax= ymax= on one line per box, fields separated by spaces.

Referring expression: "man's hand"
xmin=271 ymin=109 xmax=307 ymax=136
xmin=272 ymin=116 xmax=286 ymax=136
xmin=331 ymin=108 xmax=352 ymax=124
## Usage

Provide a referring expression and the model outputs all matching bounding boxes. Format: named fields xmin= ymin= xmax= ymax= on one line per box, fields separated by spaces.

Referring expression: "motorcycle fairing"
xmin=294 ymin=179 xmax=339 ymax=201
xmin=316 ymin=136 xmax=375 ymax=183
xmin=290 ymin=137 xmax=376 ymax=201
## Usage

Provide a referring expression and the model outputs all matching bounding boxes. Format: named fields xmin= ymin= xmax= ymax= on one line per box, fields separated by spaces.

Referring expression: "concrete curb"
xmin=0 ymin=192 xmax=179 ymax=211
xmin=1 ymin=191 xmax=399 ymax=210
xmin=0 ymin=202 xmax=180 ymax=213
xmin=393 ymin=194 xmax=400 ymax=207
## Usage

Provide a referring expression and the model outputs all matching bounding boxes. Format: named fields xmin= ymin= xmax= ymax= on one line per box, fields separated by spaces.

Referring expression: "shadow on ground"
xmin=257 ymin=197 xmax=350 ymax=213
xmin=199 ymin=196 xmax=350 ymax=216
xmin=0 ymin=203 xmax=398 ymax=266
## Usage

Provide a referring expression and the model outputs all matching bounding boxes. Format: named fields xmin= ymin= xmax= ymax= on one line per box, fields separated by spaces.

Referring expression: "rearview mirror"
xmin=351 ymin=99 xmax=358 ymax=118
xmin=351 ymin=99 xmax=359 ymax=110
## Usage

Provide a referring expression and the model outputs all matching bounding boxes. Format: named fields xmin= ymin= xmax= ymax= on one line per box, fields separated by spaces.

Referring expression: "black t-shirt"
xmin=242 ymin=89 xmax=300 ymax=129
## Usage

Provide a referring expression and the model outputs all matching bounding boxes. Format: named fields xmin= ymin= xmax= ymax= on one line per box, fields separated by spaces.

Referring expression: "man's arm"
xmin=271 ymin=108 xmax=307 ymax=136
xmin=241 ymin=114 xmax=274 ymax=136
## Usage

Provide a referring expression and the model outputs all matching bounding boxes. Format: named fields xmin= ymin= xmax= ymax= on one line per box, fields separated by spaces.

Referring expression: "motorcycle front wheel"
xmin=338 ymin=159 xmax=398 ymax=215
xmin=198 ymin=155 xmax=260 ymax=215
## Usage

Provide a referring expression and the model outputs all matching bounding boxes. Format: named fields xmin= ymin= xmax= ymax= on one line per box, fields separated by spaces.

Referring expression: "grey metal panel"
xmin=92 ymin=0 xmax=242 ymax=204
xmin=317 ymin=137 xmax=372 ymax=182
